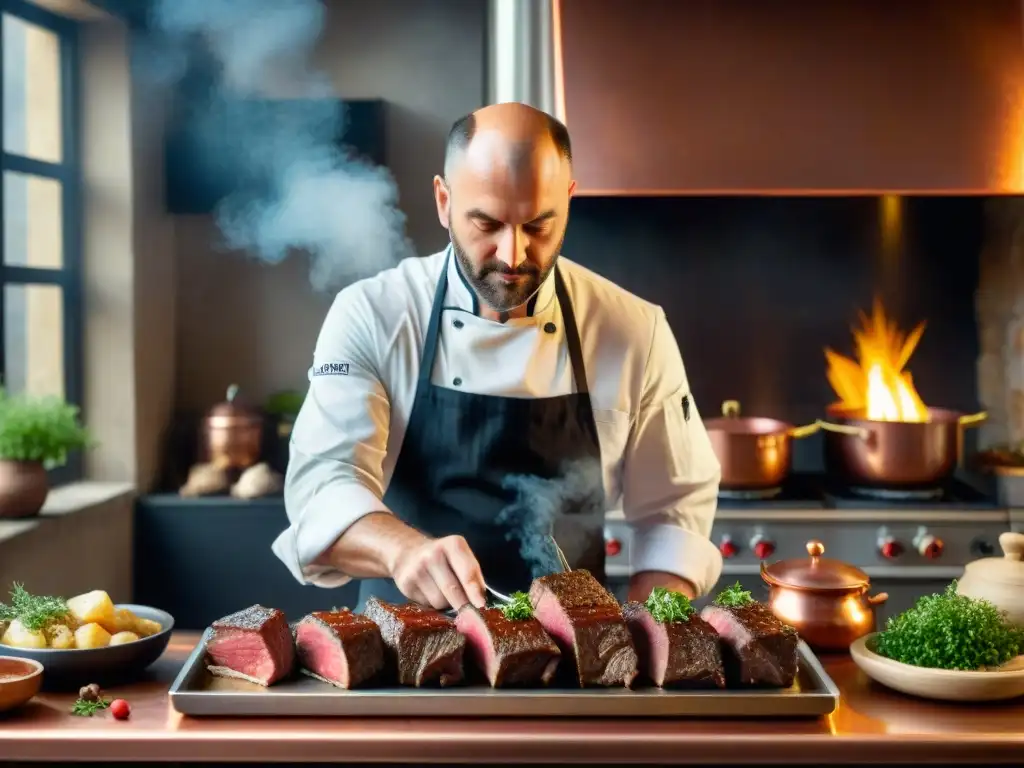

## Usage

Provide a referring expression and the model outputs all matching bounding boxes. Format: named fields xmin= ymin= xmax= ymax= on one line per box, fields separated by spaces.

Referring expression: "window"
xmin=1 ymin=0 xmax=82 ymax=482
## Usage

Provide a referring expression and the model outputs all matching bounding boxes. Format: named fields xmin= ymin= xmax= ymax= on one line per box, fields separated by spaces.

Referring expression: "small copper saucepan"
xmin=761 ymin=540 xmax=888 ymax=652
xmin=817 ymin=404 xmax=987 ymax=488
xmin=704 ymin=400 xmax=820 ymax=491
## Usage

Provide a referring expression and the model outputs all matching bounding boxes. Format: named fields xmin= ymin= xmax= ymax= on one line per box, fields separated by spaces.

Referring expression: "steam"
xmin=496 ymin=458 xmax=606 ymax=579
xmin=140 ymin=0 xmax=413 ymax=290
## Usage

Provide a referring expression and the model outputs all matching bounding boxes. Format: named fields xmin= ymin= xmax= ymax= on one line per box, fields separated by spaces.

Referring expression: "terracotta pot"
xmin=760 ymin=540 xmax=888 ymax=652
xmin=0 ymin=460 xmax=49 ymax=518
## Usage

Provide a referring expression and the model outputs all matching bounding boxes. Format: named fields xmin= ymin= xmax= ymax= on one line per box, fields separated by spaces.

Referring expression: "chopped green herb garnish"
xmin=874 ymin=581 xmax=1024 ymax=671
xmin=713 ymin=582 xmax=755 ymax=608
xmin=499 ymin=591 xmax=533 ymax=621
xmin=645 ymin=587 xmax=695 ymax=623
xmin=0 ymin=583 xmax=70 ymax=631
xmin=71 ymin=697 xmax=110 ymax=717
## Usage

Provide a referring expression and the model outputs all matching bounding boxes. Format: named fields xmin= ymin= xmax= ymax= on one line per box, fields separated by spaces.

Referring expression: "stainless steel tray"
xmin=169 ymin=629 xmax=839 ymax=718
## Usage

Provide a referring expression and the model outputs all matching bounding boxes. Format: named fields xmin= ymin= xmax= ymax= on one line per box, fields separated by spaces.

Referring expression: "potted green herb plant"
xmin=0 ymin=388 xmax=92 ymax=518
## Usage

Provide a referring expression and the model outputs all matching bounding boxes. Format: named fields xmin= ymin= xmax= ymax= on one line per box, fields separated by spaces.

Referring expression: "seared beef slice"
xmin=206 ymin=605 xmax=295 ymax=686
xmin=700 ymin=603 xmax=798 ymax=687
xmin=529 ymin=569 xmax=638 ymax=687
xmin=364 ymin=599 xmax=466 ymax=687
xmin=454 ymin=606 xmax=561 ymax=687
xmin=294 ymin=609 xmax=384 ymax=689
xmin=622 ymin=602 xmax=725 ymax=688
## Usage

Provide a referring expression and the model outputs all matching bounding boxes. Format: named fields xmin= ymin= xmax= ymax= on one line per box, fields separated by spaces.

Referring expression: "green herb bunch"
xmin=499 ymin=591 xmax=533 ymax=621
xmin=874 ymin=581 xmax=1024 ymax=671
xmin=0 ymin=387 xmax=92 ymax=467
xmin=0 ymin=583 xmax=70 ymax=631
xmin=713 ymin=582 xmax=755 ymax=608
xmin=645 ymin=587 xmax=695 ymax=623
xmin=71 ymin=697 xmax=110 ymax=717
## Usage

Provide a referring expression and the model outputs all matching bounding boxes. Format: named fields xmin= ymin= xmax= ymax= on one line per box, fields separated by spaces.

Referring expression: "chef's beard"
xmin=450 ymin=230 xmax=563 ymax=313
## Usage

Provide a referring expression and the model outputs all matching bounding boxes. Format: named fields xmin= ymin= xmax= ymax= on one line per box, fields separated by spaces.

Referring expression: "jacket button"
xmin=453 ymin=319 xmax=464 ymax=329
xmin=453 ymin=377 xmax=463 ymax=386
xmin=544 ymin=322 xmax=557 ymax=334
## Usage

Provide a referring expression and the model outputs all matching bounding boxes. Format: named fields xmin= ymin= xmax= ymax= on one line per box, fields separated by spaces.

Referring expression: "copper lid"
xmin=761 ymin=540 xmax=870 ymax=591
xmin=206 ymin=384 xmax=262 ymax=427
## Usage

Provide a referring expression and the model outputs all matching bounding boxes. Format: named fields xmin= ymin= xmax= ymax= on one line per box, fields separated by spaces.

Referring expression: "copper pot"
xmin=761 ymin=540 xmax=888 ymax=651
xmin=200 ymin=384 xmax=264 ymax=471
xmin=704 ymin=400 xmax=819 ymax=490
xmin=817 ymin=405 xmax=987 ymax=488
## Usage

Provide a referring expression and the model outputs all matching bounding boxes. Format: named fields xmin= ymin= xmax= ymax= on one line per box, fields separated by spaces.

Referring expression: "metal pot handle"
xmin=816 ymin=419 xmax=871 ymax=440
xmin=722 ymin=400 xmax=741 ymax=418
xmin=788 ymin=422 xmax=821 ymax=439
xmin=958 ymin=411 xmax=987 ymax=428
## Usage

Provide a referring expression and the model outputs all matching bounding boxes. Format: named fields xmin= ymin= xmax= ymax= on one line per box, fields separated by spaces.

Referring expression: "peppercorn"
xmin=78 ymin=683 xmax=101 ymax=702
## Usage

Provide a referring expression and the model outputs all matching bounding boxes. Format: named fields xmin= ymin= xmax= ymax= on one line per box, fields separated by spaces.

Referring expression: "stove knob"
xmin=605 ymin=538 xmax=622 ymax=557
xmin=719 ymin=536 xmax=739 ymax=559
xmin=915 ymin=532 xmax=944 ymax=559
xmin=878 ymin=536 xmax=904 ymax=559
xmin=751 ymin=536 xmax=775 ymax=560
xmin=971 ymin=538 xmax=995 ymax=557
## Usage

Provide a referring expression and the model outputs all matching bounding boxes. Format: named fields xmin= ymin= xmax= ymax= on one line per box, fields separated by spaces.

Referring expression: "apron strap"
xmin=419 ymin=250 xmax=590 ymax=395
xmin=554 ymin=268 xmax=589 ymax=395
xmin=418 ymin=249 xmax=452 ymax=388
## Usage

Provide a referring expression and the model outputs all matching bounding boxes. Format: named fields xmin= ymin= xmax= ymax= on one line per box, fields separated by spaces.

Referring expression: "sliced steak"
xmin=622 ymin=602 xmax=726 ymax=688
xmin=454 ymin=605 xmax=561 ymax=687
xmin=700 ymin=602 xmax=799 ymax=688
xmin=205 ymin=604 xmax=295 ymax=686
xmin=364 ymin=598 xmax=465 ymax=687
xmin=529 ymin=569 xmax=638 ymax=687
xmin=294 ymin=609 xmax=385 ymax=689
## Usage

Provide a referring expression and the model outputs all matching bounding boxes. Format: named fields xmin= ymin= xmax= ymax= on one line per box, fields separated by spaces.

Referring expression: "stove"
xmin=603 ymin=473 xmax=1013 ymax=622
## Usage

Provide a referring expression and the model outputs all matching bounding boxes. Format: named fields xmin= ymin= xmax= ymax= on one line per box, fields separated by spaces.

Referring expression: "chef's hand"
xmin=627 ymin=571 xmax=697 ymax=603
xmin=389 ymin=534 xmax=487 ymax=610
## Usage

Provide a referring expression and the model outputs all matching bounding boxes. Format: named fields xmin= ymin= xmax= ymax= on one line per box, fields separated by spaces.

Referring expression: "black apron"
xmin=356 ymin=251 xmax=607 ymax=610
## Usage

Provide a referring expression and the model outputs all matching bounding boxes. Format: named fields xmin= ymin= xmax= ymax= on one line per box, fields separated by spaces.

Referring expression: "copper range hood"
xmin=488 ymin=0 xmax=1024 ymax=197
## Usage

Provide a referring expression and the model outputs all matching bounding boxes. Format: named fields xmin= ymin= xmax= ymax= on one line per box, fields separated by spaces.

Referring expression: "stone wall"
xmin=976 ymin=198 xmax=1024 ymax=450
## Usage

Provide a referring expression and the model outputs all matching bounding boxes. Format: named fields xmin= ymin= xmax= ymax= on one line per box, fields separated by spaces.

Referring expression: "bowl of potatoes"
xmin=0 ymin=585 xmax=174 ymax=688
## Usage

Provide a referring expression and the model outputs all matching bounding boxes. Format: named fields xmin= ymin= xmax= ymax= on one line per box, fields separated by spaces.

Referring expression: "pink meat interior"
xmin=632 ymin=610 xmax=669 ymax=684
xmin=207 ymin=628 xmax=280 ymax=684
xmin=701 ymin=606 xmax=750 ymax=646
xmin=454 ymin=610 xmax=497 ymax=682
xmin=295 ymin=622 xmax=349 ymax=687
xmin=531 ymin=590 xmax=574 ymax=647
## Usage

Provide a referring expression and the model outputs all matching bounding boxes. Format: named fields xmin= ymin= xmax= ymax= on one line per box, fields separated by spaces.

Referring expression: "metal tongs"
xmin=446 ymin=534 xmax=570 ymax=614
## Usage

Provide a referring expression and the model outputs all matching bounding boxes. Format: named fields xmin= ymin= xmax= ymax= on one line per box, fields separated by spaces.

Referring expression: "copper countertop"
xmin=0 ymin=632 xmax=1021 ymax=763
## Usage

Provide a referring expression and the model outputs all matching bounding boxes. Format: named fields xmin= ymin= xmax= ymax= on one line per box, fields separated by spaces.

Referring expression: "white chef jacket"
xmin=272 ymin=248 xmax=724 ymax=596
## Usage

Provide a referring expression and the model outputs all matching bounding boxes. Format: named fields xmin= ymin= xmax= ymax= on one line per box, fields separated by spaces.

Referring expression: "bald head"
xmin=443 ymin=103 xmax=572 ymax=180
xmin=433 ymin=102 xmax=576 ymax=319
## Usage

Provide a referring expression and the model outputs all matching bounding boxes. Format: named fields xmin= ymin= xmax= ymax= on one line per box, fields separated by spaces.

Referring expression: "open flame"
xmin=825 ymin=298 xmax=929 ymax=423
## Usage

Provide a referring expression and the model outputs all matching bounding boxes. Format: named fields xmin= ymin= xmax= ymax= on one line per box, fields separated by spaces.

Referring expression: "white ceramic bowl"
xmin=850 ymin=633 xmax=1024 ymax=702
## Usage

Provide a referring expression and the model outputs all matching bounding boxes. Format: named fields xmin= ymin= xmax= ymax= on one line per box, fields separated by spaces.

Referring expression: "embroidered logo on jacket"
xmin=312 ymin=362 xmax=350 ymax=377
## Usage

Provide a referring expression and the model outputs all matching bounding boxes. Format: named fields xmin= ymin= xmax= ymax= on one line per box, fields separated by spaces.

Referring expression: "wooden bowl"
xmin=850 ymin=633 xmax=1024 ymax=702
xmin=0 ymin=656 xmax=43 ymax=712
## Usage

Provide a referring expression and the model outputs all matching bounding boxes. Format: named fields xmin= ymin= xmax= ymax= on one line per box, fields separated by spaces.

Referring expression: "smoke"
xmin=139 ymin=0 xmax=413 ymax=291
xmin=496 ymin=458 xmax=606 ymax=579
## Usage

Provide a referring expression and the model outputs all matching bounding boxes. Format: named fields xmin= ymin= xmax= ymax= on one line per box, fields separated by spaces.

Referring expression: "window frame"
xmin=0 ymin=0 xmax=83 ymax=486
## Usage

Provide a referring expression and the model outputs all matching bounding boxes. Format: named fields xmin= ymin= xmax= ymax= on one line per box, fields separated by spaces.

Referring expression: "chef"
xmin=272 ymin=102 xmax=723 ymax=612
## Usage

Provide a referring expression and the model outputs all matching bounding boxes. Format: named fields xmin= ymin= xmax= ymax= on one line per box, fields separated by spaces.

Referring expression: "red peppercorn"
xmin=110 ymin=699 xmax=130 ymax=720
